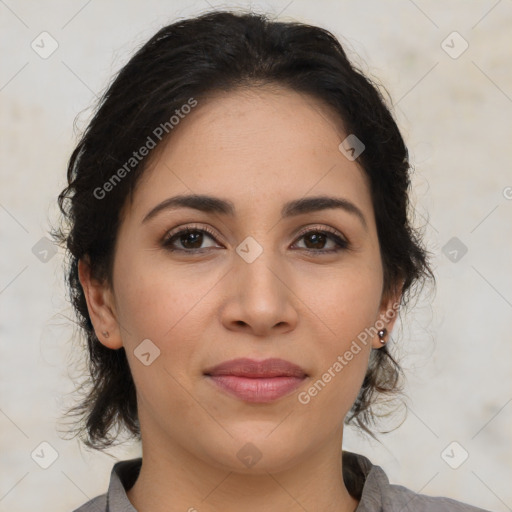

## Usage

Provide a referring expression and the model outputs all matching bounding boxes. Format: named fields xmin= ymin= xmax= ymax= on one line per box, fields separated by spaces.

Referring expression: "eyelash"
xmin=161 ymin=224 xmax=349 ymax=255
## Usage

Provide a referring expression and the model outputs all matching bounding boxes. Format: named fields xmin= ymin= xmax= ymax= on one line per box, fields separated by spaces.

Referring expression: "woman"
xmin=53 ymin=9 xmax=491 ymax=512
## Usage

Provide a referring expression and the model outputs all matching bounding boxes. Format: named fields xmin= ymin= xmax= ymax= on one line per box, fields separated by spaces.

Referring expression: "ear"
xmin=372 ymin=282 xmax=402 ymax=349
xmin=78 ymin=257 xmax=123 ymax=349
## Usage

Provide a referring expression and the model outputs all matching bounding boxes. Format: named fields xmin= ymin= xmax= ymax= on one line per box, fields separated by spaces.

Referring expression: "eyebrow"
xmin=142 ymin=193 xmax=367 ymax=230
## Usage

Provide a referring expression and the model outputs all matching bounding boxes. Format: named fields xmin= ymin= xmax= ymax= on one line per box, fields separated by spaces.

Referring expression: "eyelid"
xmin=293 ymin=224 xmax=348 ymax=242
xmin=162 ymin=223 xmax=222 ymax=245
xmin=161 ymin=222 xmax=350 ymax=252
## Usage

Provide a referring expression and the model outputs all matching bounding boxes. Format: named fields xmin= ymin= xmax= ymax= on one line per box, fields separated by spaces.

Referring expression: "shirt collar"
xmin=106 ymin=458 xmax=140 ymax=511
xmin=105 ymin=451 xmax=388 ymax=511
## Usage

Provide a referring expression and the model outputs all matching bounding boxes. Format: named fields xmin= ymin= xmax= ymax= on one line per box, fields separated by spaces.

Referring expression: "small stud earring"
xmin=102 ymin=331 xmax=110 ymax=338
xmin=378 ymin=328 xmax=387 ymax=344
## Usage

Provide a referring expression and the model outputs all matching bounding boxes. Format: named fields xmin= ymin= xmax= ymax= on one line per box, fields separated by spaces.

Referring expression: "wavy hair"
xmin=52 ymin=9 xmax=434 ymax=449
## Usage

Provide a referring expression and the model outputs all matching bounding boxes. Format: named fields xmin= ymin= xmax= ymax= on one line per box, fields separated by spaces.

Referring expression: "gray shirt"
xmin=72 ymin=451 xmax=492 ymax=511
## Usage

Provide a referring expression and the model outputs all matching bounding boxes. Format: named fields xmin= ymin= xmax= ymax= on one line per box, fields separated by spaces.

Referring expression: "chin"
xmin=195 ymin=425 xmax=309 ymax=475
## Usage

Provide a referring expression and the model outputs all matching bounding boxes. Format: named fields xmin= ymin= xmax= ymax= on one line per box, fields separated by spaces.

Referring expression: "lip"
xmin=204 ymin=358 xmax=307 ymax=403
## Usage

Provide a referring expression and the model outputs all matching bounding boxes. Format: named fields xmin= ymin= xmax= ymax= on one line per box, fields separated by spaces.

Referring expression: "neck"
xmin=126 ymin=428 xmax=359 ymax=512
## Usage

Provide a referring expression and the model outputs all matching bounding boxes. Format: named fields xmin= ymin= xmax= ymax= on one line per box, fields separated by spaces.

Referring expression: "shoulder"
xmin=342 ymin=451 xmax=492 ymax=512
xmin=382 ymin=482 xmax=492 ymax=511
xmin=71 ymin=493 xmax=107 ymax=512
xmin=69 ymin=457 xmax=141 ymax=512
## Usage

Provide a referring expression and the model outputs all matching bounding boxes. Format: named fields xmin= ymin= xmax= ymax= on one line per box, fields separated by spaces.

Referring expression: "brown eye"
xmin=161 ymin=225 xmax=349 ymax=255
xmin=303 ymin=231 xmax=328 ymax=250
xmin=293 ymin=228 xmax=349 ymax=254
xmin=162 ymin=227 xmax=220 ymax=252
xmin=178 ymin=230 xmax=204 ymax=249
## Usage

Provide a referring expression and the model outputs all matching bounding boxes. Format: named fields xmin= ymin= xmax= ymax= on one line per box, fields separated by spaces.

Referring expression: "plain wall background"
xmin=1 ymin=1 xmax=511 ymax=511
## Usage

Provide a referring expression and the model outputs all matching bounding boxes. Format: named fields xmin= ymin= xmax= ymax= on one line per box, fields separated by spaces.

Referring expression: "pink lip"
xmin=204 ymin=358 xmax=307 ymax=403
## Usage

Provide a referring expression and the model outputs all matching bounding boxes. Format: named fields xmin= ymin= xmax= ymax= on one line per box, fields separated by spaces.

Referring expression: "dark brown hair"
xmin=52 ymin=9 xmax=434 ymax=449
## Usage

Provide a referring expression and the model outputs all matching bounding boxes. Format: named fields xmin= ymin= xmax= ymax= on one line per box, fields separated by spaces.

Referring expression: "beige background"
xmin=1 ymin=1 xmax=511 ymax=511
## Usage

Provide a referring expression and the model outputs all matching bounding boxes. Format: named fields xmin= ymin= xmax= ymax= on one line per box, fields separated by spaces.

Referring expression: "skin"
xmin=79 ymin=85 xmax=401 ymax=512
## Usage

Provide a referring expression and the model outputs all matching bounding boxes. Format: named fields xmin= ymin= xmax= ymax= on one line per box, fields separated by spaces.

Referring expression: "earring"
xmin=102 ymin=331 xmax=110 ymax=338
xmin=378 ymin=328 xmax=387 ymax=344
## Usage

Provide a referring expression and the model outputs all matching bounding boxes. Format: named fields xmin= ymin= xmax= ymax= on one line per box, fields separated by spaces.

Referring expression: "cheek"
xmin=288 ymin=263 xmax=382 ymax=416
xmin=299 ymin=259 xmax=383 ymax=345
xmin=111 ymin=248 xmax=228 ymax=407
xmin=111 ymin=254 xmax=213 ymax=414
xmin=112 ymin=248 xmax=222 ymax=344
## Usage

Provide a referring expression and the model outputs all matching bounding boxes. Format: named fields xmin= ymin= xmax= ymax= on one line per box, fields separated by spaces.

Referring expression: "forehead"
xmin=129 ymin=86 xmax=373 ymax=221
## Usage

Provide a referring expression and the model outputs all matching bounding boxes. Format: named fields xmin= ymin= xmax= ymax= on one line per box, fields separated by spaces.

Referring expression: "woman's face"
xmin=82 ymin=86 xmax=399 ymax=473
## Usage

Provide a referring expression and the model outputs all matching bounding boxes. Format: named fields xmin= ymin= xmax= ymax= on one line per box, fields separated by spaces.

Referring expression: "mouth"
xmin=203 ymin=358 xmax=308 ymax=403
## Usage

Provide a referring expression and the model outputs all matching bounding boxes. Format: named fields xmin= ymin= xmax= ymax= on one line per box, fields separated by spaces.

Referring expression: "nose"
xmin=220 ymin=250 xmax=299 ymax=337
